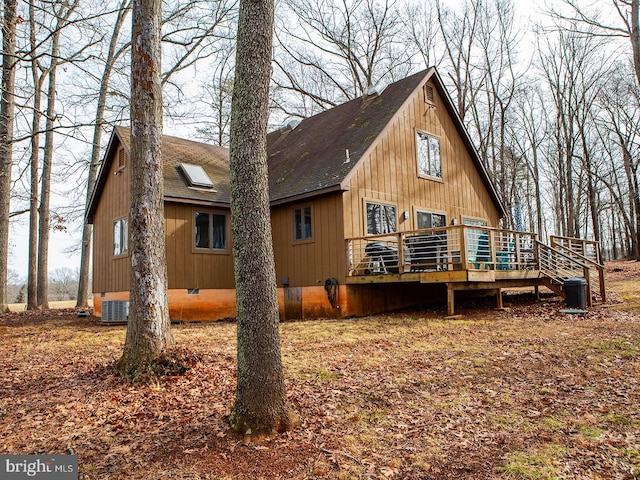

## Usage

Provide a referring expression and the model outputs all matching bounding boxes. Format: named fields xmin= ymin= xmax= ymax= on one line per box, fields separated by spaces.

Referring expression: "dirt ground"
xmin=1 ymin=260 xmax=639 ymax=479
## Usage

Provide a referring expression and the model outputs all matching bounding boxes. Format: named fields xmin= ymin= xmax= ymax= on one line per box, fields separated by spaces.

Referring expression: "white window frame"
xmin=113 ymin=217 xmax=128 ymax=256
xmin=416 ymin=130 xmax=442 ymax=179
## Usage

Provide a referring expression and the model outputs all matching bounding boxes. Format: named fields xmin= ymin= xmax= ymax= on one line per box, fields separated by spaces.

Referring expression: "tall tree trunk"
xmin=37 ymin=36 xmax=61 ymax=310
xmin=118 ymin=0 xmax=174 ymax=378
xmin=227 ymin=0 xmax=297 ymax=436
xmin=77 ymin=0 xmax=131 ymax=308
xmin=631 ymin=0 xmax=640 ymax=88
xmin=0 ymin=0 xmax=18 ymax=313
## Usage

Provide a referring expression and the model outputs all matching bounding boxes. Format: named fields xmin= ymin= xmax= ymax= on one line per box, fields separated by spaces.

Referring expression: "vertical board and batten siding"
xmin=92 ymin=146 xmax=130 ymax=293
xmin=93 ymin=145 xmax=236 ymax=294
xmin=343 ymin=80 xmax=500 ymax=240
xmin=164 ymin=202 xmax=235 ymax=289
xmin=271 ymin=193 xmax=345 ymax=287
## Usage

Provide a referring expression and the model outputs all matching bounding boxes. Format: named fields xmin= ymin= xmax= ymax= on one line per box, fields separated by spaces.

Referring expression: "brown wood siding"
xmin=165 ymin=202 xmax=235 ymax=289
xmin=92 ymin=145 xmax=130 ymax=293
xmin=343 ymin=80 xmax=500 ymax=239
xmin=271 ymin=193 xmax=345 ymax=286
xmin=93 ymin=145 xmax=236 ymax=294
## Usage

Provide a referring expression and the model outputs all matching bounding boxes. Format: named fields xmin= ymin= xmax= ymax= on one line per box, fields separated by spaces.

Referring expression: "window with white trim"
xmin=293 ymin=206 xmax=312 ymax=241
xmin=113 ymin=217 xmax=128 ymax=256
xmin=366 ymin=202 xmax=397 ymax=235
xmin=195 ymin=211 xmax=227 ymax=250
xmin=416 ymin=130 xmax=442 ymax=179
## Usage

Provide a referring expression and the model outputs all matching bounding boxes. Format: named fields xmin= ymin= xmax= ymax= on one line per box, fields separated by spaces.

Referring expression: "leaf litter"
xmin=1 ymin=262 xmax=639 ymax=479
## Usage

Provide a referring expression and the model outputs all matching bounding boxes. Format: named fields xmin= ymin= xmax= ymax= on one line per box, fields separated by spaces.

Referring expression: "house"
xmin=86 ymin=67 xmax=605 ymax=321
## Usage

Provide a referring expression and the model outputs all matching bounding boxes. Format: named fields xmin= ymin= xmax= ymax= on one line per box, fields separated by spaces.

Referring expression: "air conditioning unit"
xmin=102 ymin=300 xmax=129 ymax=324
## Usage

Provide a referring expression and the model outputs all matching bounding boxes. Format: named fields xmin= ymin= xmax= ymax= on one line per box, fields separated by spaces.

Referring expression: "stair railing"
xmin=549 ymin=241 xmax=606 ymax=303
xmin=536 ymin=240 xmax=593 ymax=305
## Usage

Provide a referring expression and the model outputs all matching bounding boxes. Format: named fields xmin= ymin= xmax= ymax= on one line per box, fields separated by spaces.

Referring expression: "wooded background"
xmin=2 ymin=0 xmax=640 ymax=308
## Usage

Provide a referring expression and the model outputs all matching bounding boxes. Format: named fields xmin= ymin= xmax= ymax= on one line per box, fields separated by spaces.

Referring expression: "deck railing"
xmin=346 ymin=225 xmax=538 ymax=276
xmin=549 ymin=235 xmax=606 ymax=302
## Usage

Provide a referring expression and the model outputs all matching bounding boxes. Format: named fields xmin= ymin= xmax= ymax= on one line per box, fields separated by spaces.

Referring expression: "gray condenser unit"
xmin=102 ymin=300 xmax=129 ymax=324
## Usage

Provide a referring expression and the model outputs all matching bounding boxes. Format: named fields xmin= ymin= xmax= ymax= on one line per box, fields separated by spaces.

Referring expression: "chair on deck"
xmin=364 ymin=242 xmax=399 ymax=274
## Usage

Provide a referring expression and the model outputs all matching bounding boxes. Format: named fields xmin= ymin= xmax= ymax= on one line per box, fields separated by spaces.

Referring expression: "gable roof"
xmin=87 ymin=68 xmax=505 ymax=222
xmin=266 ymin=70 xmax=427 ymax=204
xmin=86 ymin=126 xmax=230 ymax=222
xmin=266 ymin=67 xmax=505 ymax=216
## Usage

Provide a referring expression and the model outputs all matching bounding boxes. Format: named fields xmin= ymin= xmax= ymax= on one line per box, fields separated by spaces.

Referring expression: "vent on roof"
xmin=424 ymin=84 xmax=435 ymax=104
xmin=365 ymin=80 xmax=387 ymax=97
xmin=285 ymin=118 xmax=301 ymax=131
xmin=180 ymin=163 xmax=215 ymax=190
xmin=102 ymin=300 xmax=129 ymax=324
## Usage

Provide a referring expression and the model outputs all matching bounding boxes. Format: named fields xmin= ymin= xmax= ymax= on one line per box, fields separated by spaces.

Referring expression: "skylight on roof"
xmin=180 ymin=163 xmax=214 ymax=189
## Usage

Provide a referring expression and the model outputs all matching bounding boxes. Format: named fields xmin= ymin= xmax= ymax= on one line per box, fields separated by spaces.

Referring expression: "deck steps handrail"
xmin=536 ymin=240 xmax=596 ymax=305
xmin=547 ymin=240 xmax=606 ymax=302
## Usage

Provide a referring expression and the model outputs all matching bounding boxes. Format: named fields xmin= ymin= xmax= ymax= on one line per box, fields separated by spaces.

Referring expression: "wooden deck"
xmin=345 ymin=227 xmax=605 ymax=315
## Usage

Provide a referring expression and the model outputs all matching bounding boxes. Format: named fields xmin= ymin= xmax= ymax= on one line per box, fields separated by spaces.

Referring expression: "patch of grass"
xmin=317 ymin=368 xmax=340 ymax=382
xmin=503 ymin=444 xmax=567 ymax=479
xmin=602 ymin=412 xmax=637 ymax=427
xmin=578 ymin=425 xmax=603 ymax=438
xmin=542 ymin=416 xmax=564 ymax=430
xmin=592 ymin=338 xmax=639 ymax=357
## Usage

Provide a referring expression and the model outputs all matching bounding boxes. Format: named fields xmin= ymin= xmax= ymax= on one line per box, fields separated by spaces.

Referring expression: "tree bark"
xmin=118 ymin=0 xmax=174 ymax=378
xmin=227 ymin=0 xmax=297 ymax=436
xmin=0 ymin=0 xmax=17 ymax=313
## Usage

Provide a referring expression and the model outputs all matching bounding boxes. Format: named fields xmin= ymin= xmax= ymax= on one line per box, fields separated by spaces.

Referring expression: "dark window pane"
xmin=195 ymin=212 xmax=210 ymax=248
xmin=212 ymin=214 xmax=226 ymax=249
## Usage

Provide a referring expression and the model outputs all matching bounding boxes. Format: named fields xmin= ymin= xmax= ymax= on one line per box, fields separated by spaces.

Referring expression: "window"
xmin=416 ymin=131 xmax=442 ymax=179
xmin=366 ymin=202 xmax=397 ymax=235
xmin=293 ymin=206 xmax=312 ymax=241
xmin=181 ymin=163 xmax=214 ymax=189
xmin=195 ymin=211 xmax=227 ymax=250
xmin=113 ymin=218 xmax=128 ymax=256
xmin=416 ymin=211 xmax=446 ymax=230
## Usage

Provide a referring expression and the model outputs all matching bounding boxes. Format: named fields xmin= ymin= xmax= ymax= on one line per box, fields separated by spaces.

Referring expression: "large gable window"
xmin=113 ymin=217 xmax=128 ymax=256
xmin=293 ymin=206 xmax=312 ymax=241
xmin=195 ymin=211 xmax=227 ymax=250
xmin=366 ymin=202 xmax=397 ymax=235
xmin=416 ymin=130 xmax=442 ymax=179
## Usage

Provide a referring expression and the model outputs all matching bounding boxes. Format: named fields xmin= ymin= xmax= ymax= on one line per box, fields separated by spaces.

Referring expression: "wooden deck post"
xmin=495 ymin=288 xmax=503 ymax=309
xmin=447 ymin=284 xmax=455 ymax=316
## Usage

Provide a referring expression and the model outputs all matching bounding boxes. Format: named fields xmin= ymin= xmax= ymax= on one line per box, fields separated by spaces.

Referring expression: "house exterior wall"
xmin=343 ymin=80 xmax=500 ymax=239
xmin=92 ymin=145 xmax=130 ymax=294
xmin=164 ymin=201 xmax=235 ymax=289
xmin=270 ymin=193 xmax=346 ymax=287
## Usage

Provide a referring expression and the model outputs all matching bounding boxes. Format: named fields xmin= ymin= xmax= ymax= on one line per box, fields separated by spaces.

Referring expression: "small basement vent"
xmin=102 ymin=300 xmax=129 ymax=324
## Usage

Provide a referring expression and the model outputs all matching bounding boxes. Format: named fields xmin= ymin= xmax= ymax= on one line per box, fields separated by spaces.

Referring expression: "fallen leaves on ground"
xmin=1 ymin=263 xmax=639 ymax=479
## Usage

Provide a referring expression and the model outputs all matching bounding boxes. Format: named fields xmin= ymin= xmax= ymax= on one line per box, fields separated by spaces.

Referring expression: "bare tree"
xmin=0 ymin=0 xmax=18 ymax=313
xmin=76 ymin=0 xmax=131 ymax=308
xmin=37 ymin=0 xmax=80 ymax=309
xmin=227 ymin=0 xmax=297 ymax=435
xmin=118 ymin=0 xmax=174 ymax=378
xmin=550 ymin=0 xmax=640 ymax=87
xmin=273 ymin=0 xmax=413 ymax=116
